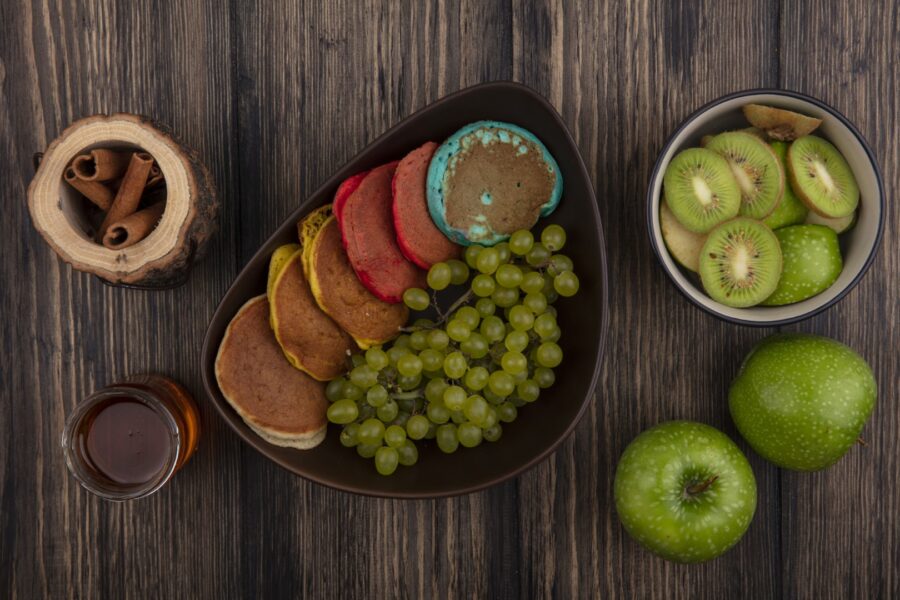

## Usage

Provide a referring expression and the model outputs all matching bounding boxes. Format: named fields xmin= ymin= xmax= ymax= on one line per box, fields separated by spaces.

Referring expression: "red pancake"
xmin=340 ymin=161 xmax=426 ymax=303
xmin=332 ymin=171 xmax=369 ymax=223
xmin=392 ymin=142 xmax=462 ymax=268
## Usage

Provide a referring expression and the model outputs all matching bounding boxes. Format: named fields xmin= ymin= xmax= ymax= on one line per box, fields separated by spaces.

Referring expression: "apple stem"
xmin=857 ymin=437 xmax=868 ymax=447
xmin=685 ymin=475 xmax=719 ymax=497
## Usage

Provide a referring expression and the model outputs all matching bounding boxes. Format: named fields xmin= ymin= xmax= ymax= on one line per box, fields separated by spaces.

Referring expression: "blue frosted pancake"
xmin=427 ymin=121 xmax=563 ymax=246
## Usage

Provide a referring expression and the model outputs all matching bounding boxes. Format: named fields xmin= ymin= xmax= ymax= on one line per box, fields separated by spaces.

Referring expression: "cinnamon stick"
xmin=64 ymin=167 xmax=114 ymax=210
xmin=98 ymin=152 xmax=154 ymax=240
xmin=102 ymin=202 xmax=166 ymax=249
xmin=146 ymin=164 xmax=164 ymax=189
xmin=72 ymin=149 xmax=133 ymax=181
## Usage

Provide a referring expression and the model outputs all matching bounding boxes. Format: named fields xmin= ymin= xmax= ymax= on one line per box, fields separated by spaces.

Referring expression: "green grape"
xmin=481 ymin=407 xmax=499 ymax=429
xmin=387 ymin=346 xmax=410 ymax=366
xmin=464 ymin=245 xmax=483 ymax=268
xmin=350 ymin=354 xmax=366 ymax=369
xmin=398 ymin=373 xmax=422 ymax=390
xmin=365 ymin=348 xmax=389 ymax=371
xmin=544 ymin=305 xmax=558 ymax=319
xmin=366 ymin=384 xmax=388 ymax=407
xmin=488 ymin=371 xmax=516 ymax=397
xmin=350 ymin=365 xmax=378 ymax=389
xmin=498 ymin=402 xmax=518 ymax=423
xmin=377 ymin=400 xmax=399 ymax=422
xmin=495 ymin=264 xmax=523 ymax=288
xmin=426 ymin=402 xmax=450 ymax=424
xmin=450 ymin=410 xmax=467 ymax=424
xmin=471 ymin=274 xmax=496 ymax=297
xmin=476 ymin=247 xmax=501 ymax=274
xmin=523 ymin=292 xmax=548 ymax=315
xmin=397 ymin=440 xmax=419 ymax=466
xmin=495 ymin=242 xmax=511 ymax=264
xmin=325 ymin=378 xmax=346 ymax=402
xmin=509 ymin=230 xmax=534 ymax=255
xmin=460 ymin=332 xmax=489 ymax=359
xmin=339 ymin=423 xmax=360 ymax=447
xmin=356 ymin=443 xmax=380 ymax=458
xmin=554 ymin=271 xmax=580 ymax=297
xmin=443 ymin=351 xmax=467 ymax=379
xmin=540 ymin=274 xmax=555 ymax=295
xmin=446 ymin=319 xmax=471 ymax=342
xmin=520 ymin=271 xmax=545 ymax=294
xmin=427 ymin=329 xmax=450 ymax=350
xmin=513 ymin=369 xmax=529 ymax=383
xmin=446 ymin=259 xmax=470 ymax=285
xmin=536 ymin=342 xmax=563 ymax=368
xmin=517 ymin=379 xmax=541 ymax=402
xmin=436 ymin=424 xmax=459 ymax=453
xmin=492 ymin=286 xmax=519 ymax=308
xmin=443 ymin=385 xmax=467 ymax=411
xmin=397 ymin=354 xmax=423 ymax=377
xmin=483 ymin=387 xmax=504 ymax=405
xmin=533 ymin=312 xmax=558 ymax=339
xmin=413 ymin=318 xmax=435 ymax=328
xmin=409 ymin=330 xmax=429 ymax=351
xmin=547 ymin=254 xmax=574 ymax=276
xmin=358 ymin=418 xmax=386 ymax=445
xmin=500 ymin=351 xmax=527 ymax=375
xmin=504 ymin=330 xmax=529 ymax=353
xmin=424 ymin=423 xmax=438 ymax=439
xmin=425 ymin=378 xmax=449 ymax=402
xmin=526 ymin=243 xmax=551 ymax=266
xmin=403 ymin=287 xmax=431 ymax=311
xmin=457 ymin=422 xmax=483 ymax=448
xmin=479 ymin=315 xmax=506 ymax=342
xmin=511 ymin=397 xmax=526 ymax=408
xmin=463 ymin=366 xmax=489 ymax=391
xmin=394 ymin=334 xmax=412 ymax=349
xmin=541 ymin=224 xmax=567 ymax=251
xmin=463 ymin=395 xmax=489 ymax=424
xmin=406 ymin=414 xmax=430 ymax=440
xmin=392 ymin=412 xmax=411 ymax=428
xmin=419 ymin=348 xmax=444 ymax=372
xmin=427 ymin=262 xmax=452 ymax=290
xmin=475 ymin=298 xmax=496 ymax=317
xmin=546 ymin=328 xmax=561 ymax=343
xmin=358 ymin=404 xmax=376 ymax=421
xmin=384 ymin=424 xmax=407 ymax=448
xmin=396 ymin=397 xmax=415 ymax=413
xmin=342 ymin=381 xmax=364 ymax=401
xmin=375 ymin=446 xmax=399 ymax=475
xmin=508 ymin=305 xmax=534 ymax=331
xmin=483 ymin=424 xmax=503 ymax=442
xmin=454 ymin=306 xmax=481 ymax=330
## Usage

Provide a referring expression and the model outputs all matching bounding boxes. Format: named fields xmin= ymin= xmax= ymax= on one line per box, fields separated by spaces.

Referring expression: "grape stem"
xmin=685 ymin=475 xmax=718 ymax=497
xmin=399 ymin=289 xmax=475 ymax=332
xmin=391 ymin=390 xmax=422 ymax=400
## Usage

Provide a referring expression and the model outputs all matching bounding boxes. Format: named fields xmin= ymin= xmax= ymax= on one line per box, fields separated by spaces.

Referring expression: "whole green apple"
xmin=614 ymin=421 xmax=757 ymax=563
xmin=729 ymin=333 xmax=876 ymax=471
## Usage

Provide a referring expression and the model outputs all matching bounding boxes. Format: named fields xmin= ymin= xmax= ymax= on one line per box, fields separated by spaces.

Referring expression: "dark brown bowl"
xmin=201 ymin=82 xmax=609 ymax=498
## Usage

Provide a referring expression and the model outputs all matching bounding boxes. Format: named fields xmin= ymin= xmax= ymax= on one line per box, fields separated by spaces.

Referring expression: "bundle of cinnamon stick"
xmin=64 ymin=148 xmax=166 ymax=249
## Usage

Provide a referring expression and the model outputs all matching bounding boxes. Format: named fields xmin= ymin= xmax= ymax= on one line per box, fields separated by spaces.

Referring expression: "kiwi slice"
xmin=699 ymin=218 xmax=782 ymax=308
xmin=742 ymin=104 xmax=822 ymax=141
xmin=787 ymin=135 xmax=859 ymax=218
xmin=660 ymin=202 xmax=706 ymax=272
xmin=805 ymin=209 xmax=857 ymax=234
xmin=663 ymin=148 xmax=741 ymax=233
xmin=763 ymin=141 xmax=809 ymax=229
xmin=706 ymin=132 xmax=785 ymax=220
xmin=761 ymin=225 xmax=842 ymax=306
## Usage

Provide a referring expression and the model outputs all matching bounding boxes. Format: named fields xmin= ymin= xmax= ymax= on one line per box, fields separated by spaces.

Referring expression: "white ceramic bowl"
xmin=647 ymin=89 xmax=884 ymax=325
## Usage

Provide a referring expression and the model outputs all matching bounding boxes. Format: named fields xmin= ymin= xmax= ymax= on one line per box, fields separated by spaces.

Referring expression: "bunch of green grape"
xmin=325 ymin=224 xmax=580 ymax=475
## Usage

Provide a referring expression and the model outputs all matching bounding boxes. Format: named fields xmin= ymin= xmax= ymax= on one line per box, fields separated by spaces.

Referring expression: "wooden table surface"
xmin=2 ymin=1 xmax=898 ymax=598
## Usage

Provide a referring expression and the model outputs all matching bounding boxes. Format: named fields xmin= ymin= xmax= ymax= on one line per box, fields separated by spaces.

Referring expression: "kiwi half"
xmin=742 ymin=104 xmax=822 ymax=141
xmin=763 ymin=141 xmax=809 ymax=229
xmin=706 ymin=132 xmax=784 ymax=220
xmin=699 ymin=218 xmax=783 ymax=308
xmin=660 ymin=202 xmax=706 ymax=272
xmin=787 ymin=135 xmax=859 ymax=218
xmin=663 ymin=148 xmax=741 ymax=233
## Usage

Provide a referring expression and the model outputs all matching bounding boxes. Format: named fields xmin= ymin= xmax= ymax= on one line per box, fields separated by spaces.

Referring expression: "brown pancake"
xmin=215 ymin=295 xmax=327 ymax=449
xmin=270 ymin=249 xmax=355 ymax=381
xmin=307 ymin=216 xmax=408 ymax=349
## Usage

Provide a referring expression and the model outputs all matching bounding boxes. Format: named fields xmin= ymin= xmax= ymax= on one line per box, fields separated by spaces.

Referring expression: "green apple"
xmin=614 ymin=421 xmax=757 ymax=563
xmin=762 ymin=224 xmax=843 ymax=306
xmin=729 ymin=333 xmax=876 ymax=470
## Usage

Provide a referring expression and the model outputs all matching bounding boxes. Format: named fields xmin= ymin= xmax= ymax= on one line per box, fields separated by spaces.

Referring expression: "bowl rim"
xmin=645 ymin=88 xmax=885 ymax=326
xmin=201 ymin=80 xmax=609 ymax=498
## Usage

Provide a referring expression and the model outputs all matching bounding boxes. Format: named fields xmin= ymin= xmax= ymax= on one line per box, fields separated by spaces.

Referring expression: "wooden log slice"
xmin=27 ymin=113 xmax=218 ymax=286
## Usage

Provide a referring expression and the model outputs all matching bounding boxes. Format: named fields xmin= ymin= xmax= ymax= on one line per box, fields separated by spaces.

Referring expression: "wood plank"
xmin=778 ymin=2 xmax=900 ymax=598
xmin=0 ymin=1 xmax=242 ymax=597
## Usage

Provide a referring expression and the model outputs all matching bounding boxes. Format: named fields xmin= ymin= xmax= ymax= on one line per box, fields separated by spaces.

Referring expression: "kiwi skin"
xmin=699 ymin=218 xmax=783 ymax=308
xmin=742 ymin=104 xmax=822 ymax=141
xmin=660 ymin=202 xmax=706 ymax=272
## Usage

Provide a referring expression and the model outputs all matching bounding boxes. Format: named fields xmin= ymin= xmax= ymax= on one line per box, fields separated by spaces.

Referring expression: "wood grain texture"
xmin=1 ymin=1 xmax=897 ymax=598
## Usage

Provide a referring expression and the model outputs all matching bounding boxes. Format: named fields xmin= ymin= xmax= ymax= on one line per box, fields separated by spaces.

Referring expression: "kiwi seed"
xmin=706 ymin=131 xmax=785 ymax=220
xmin=663 ymin=147 xmax=741 ymax=233
xmin=787 ymin=135 xmax=859 ymax=219
xmin=742 ymin=104 xmax=823 ymax=141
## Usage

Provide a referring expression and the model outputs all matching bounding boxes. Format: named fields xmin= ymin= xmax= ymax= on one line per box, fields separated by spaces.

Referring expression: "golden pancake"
xmin=215 ymin=295 xmax=327 ymax=449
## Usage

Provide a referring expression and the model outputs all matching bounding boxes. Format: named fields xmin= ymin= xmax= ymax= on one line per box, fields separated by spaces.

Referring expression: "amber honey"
xmin=62 ymin=374 xmax=200 ymax=500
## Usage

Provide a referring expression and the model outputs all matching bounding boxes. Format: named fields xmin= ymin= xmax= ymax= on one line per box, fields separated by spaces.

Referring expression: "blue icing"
xmin=426 ymin=120 xmax=564 ymax=246
xmin=480 ymin=192 xmax=492 ymax=205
